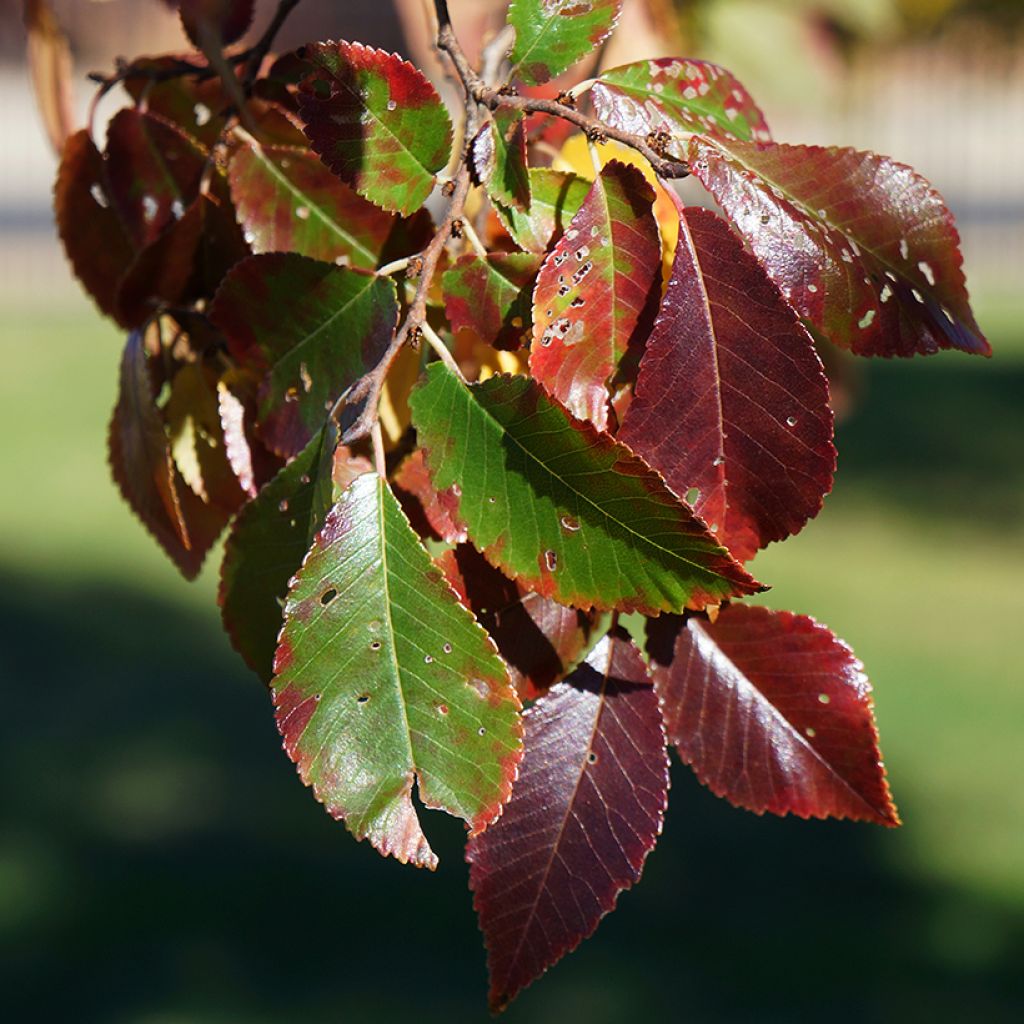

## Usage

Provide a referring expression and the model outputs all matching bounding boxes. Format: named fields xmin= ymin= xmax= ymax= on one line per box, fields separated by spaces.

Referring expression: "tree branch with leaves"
xmin=47 ymin=0 xmax=989 ymax=1012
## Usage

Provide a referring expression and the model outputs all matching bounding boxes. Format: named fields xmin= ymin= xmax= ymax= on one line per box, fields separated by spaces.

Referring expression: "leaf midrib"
xmin=461 ymin=371 xmax=736 ymax=582
xmin=250 ymin=145 xmax=378 ymax=265
xmin=504 ymin=644 xmax=613 ymax=981
xmin=688 ymin=618 xmax=885 ymax=819
xmin=264 ymin=273 xmax=382 ymax=386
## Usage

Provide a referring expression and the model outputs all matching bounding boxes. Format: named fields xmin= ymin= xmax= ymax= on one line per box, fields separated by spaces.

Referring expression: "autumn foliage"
xmin=46 ymin=0 xmax=989 ymax=1010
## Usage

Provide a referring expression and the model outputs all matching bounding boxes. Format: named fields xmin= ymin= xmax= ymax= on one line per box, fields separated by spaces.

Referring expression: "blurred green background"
xmin=2 ymin=1 xmax=1023 ymax=1021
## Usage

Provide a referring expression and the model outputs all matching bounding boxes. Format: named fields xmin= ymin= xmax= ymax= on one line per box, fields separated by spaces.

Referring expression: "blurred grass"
xmin=1 ymin=294 xmax=1022 ymax=1021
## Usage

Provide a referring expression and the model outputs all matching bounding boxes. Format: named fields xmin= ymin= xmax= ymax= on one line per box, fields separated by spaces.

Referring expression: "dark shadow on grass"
xmin=1 ymin=569 xmax=1022 ymax=1023
xmin=832 ymin=356 xmax=1024 ymax=525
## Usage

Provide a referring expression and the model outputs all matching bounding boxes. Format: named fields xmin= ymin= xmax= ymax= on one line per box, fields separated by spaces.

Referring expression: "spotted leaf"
xmin=409 ymin=363 xmax=763 ymax=615
xmin=219 ymin=424 xmax=369 ymax=680
xmin=467 ymin=630 xmax=668 ymax=1011
xmin=228 ymin=140 xmax=432 ymax=268
xmin=443 ymin=251 xmax=541 ymax=351
xmin=619 ymin=204 xmax=835 ymax=562
xmin=210 ymin=252 xmax=399 ymax=458
xmin=439 ymin=544 xmax=602 ymax=701
xmin=689 ymin=137 xmax=989 ymax=357
xmin=509 ymin=0 xmax=622 ymax=86
xmin=104 ymin=108 xmax=207 ymax=248
xmin=272 ymin=473 xmax=523 ymax=869
xmin=530 ymin=160 xmax=662 ymax=428
xmin=647 ymin=604 xmax=900 ymax=826
xmin=393 ymin=448 xmax=467 ymax=545
xmin=297 ymin=41 xmax=452 ymax=215
xmin=591 ymin=58 xmax=771 ymax=159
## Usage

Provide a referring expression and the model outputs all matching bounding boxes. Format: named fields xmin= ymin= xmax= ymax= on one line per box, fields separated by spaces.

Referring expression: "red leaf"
xmin=619 ymin=204 xmax=835 ymax=562
xmin=393 ymin=449 xmax=467 ymax=545
xmin=442 ymin=251 xmax=541 ymax=351
xmin=109 ymin=331 xmax=229 ymax=580
xmin=530 ymin=161 xmax=662 ymax=428
xmin=54 ymin=130 xmax=136 ymax=325
xmin=647 ymin=604 xmax=900 ymax=826
xmin=438 ymin=544 xmax=600 ymax=701
xmin=690 ymin=137 xmax=989 ymax=358
xmin=467 ymin=630 xmax=668 ymax=1011
xmin=104 ymin=109 xmax=208 ymax=248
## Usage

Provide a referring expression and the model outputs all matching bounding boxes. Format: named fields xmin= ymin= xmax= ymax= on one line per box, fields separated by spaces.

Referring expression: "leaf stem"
xmin=432 ymin=1 xmax=689 ymax=179
xmin=420 ymin=321 xmax=465 ymax=380
xmin=461 ymin=218 xmax=489 ymax=260
xmin=371 ymin=420 xmax=388 ymax=479
xmin=376 ymin=255 xmax=413 ymax=277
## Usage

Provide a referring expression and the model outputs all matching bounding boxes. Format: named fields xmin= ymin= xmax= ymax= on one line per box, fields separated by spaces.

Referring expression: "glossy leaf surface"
xmin=54 ymin=130 xmax=135 ymax=324
xmin=648 ymin=604 xmax=900 ymax=826
xmin=297 ymin=41 xmax=452 ymax=215
xmin=495 ymin=168 xmax=591 ymax=253
xmin=591 ymin=58 xmax=771 ymax=157
xmin=228 ymin=141 xmax=427 ymax=268
xmin=690 ymin=137 xmax=989 ymax=357
xmin=210 ymin=253 xmax=399 ymax=457
xmin=409 ymin=363 xmax=762 ymax=614
xmin=109 ymin=332 xmax=227 ymax=580
xmin=443 ymin=252 xmax=541 ymax=351
xmin=530 ymin=161 xmax=661 ymax=428
xmin=273 ymin=473 xmax=522 ymax=868
xmin=473 ymin=110 xmax=531 ymax=213
xmin=619 ymin=205 xmax=835 ymax=561
xmin=439 ymin=544 xmax=600 ymax=701
xmin=468 ymin=631 xmax=668 ymax=1011
xmin=509 ymin=0 xmax=622 ymax=85
xmin=393 ymin=449 xmax=467 ymax=545
xmin=219 ymin=425 xmax=368 ymax=680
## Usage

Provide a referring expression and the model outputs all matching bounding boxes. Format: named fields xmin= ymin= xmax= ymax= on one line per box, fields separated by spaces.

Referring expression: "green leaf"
xmin=473 ymin=110 xmax=531 ymax=213
xmin=210 ymin=253 xmax=399 ymax=458
xmin=591 ymin=58 xmax=772 ymax=157
xmin=495 ymin=168 xmax=591 ymax=253
xmin=443 ymin=251 xmax=541 ymax=350
xmin=273 ymin=472 xmax=523 ymax=869
xmin=219 ymin=423 xmax=370 ymax=680
xmin=297 ymin=41 xmax=453 ymax=215
xmin=408 ymin=363 xmax=763 ymax=615
xmin=228 ymin=140 xmax=432 ymax=269
xmin=509 ymin=0 xmax=622 ymax=85
xmin=530 ymin=160 xmax=662 ymax=428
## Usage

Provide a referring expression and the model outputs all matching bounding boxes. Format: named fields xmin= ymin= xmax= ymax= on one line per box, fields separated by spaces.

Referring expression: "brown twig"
xmin=87 ymin=0 xmax=304 ymax=102
xmin=432 ymin=0 xmax=689 ymax=179
xmin=240 ymin=0 xmax=304 ymax=91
